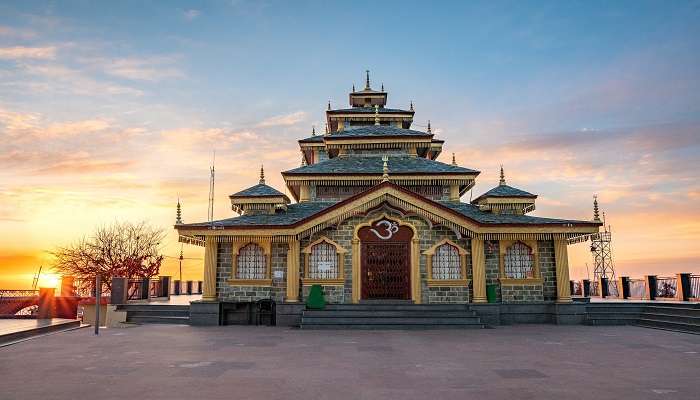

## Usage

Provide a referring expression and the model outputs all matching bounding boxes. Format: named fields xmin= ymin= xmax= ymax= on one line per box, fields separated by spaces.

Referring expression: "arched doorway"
xmin=357 ymin=217 xmax=414 ymax=300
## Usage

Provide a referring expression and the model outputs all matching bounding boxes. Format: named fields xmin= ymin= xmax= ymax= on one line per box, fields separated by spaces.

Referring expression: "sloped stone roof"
xmin=471 ymin=184 xmax=536 ymax=204
xmin=230 ymin=183 xmax=287 ymax=198
xmin=178 ymin=202 xmax=334 ymax=227
xmin=283 ymin=155 xmax=479 ymax=175
xmin=327 ymin=107 xmax=412 ymax=114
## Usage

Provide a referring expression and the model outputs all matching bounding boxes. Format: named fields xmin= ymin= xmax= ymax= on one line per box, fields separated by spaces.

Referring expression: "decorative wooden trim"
xmin=302 ymin=236 xmax=348 ymax=254
xmin=301 ymin=278 xmax=345 ymax=286
xmin=499 ymin=239 xmax=540 ymax=280
xmin=499 ymin=278 xmax=544 ymax=285
xmin=227 ymin=279 xmax=273 ymax=286
xmin=351 ymin=238 xmax=360 ymax=303
xmin=423 ymin=238 xmax=469 ymax=256
xmin=426 ymin=279 xmax=470 ymax=287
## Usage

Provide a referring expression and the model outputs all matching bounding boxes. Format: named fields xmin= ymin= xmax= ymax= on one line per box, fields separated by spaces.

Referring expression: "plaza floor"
xmin=0 ymin=324 xmax=698 ymax=400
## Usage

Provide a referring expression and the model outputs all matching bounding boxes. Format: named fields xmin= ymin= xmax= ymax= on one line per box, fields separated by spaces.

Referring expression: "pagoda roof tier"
xmin=283 ymin=155 xmax=478 ymax=175
xmin=327 ymin=107 xmax=413 ymax=114
xmin=471 ymin=184 xmax=536 ymax=203
xmin=230 ymin=183 xmax=288 ymax=199
xmin=325 ymin=125 xmax=428 ymax=138
xmin=177 ymin=182 xmax=601 ymax=238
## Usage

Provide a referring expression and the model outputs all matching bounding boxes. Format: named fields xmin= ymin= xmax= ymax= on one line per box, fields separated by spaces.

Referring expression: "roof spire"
xmin=259 ymin=165 xmax=265 ymax=184
xmin=365 ymin=69 xmax=371 ymax=90
xmin=176 ymin=197 xmax=183 ymax=224
xmin=327 ymin=100 xmax=331 ymax=110
xmin=381 ymin=82 xmax=384 ymax=91
xmin=374 ymin=104 xmax=380 ymax=125
xmin=593 ymin=195 xmax=601 ymax=222
xmin=499 ymin=165 xmax=506 ymax=186
xmin=312 ymin=125 xmax=316 ymax=136
xmin=409 ymin=101 xmax=414 ymax=111
xmin=352 ymin=84 xmax=355 ymax=92
xmin=427 ymin=120 xmax=432 ymax=134
xmin=452 ymin=153 xmax=457 ymax=166
xmin=381 ymin=155 xmax=390 ymax=182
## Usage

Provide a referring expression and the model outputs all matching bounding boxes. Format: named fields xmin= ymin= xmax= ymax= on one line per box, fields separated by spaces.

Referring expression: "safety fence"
xmin=571 ymin=273 xmax=698 ymax=301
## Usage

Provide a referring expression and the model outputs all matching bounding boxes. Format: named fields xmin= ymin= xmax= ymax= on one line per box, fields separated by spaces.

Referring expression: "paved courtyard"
xmin=0 ymin=324 xmax=698 ymax=400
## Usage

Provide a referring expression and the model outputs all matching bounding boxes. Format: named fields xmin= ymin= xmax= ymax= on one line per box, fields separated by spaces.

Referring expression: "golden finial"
xmin=381 ymin=83 xmax=384 ymax=91
xmin=409 ymin=101 xmax=414 ymax=111
xmin=176 ymin=197 xmax=183 ymax=224
xmin=427 ymin=120 xmax=432 ymax=134
xmin=352 ymin=84 xmax=355 ymax=92
xmin=365 ymin=69 xmax=371 ymax=90
xmin=374 ymin=104 xmax=380 ymax=125
xmin=312 ymin=125 xmax=316 ymax=136
xmin=259 ymin=165 xmax=265 ymax=184
xmin=593 ymin=195 xmax=601 ymax=222
xmin=327 ymin=100 xmax=331 ymax=110
xmin=452 ymin=153 xmax=457 ymax=166
xmin=499 ymin=165 xmax=506 ymax=186
xmin=381 ymin=155 xmax=389 ymax=182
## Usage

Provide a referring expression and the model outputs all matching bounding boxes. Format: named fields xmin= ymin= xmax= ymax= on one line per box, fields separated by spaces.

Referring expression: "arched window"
xmin=309 ymin=241 xmax=338 ymax=279
xmin=504 ymin=242 xmax=534 ymax=279
xmin=236 ymin=243 xmax=266 ymax=279
xmin=433 ymin=243 xmax=461 ymax=280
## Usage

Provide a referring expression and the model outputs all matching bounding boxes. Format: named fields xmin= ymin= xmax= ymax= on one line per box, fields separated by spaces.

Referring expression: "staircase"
xmin=300 ymin=301 xmax=485 ymax=330
xmin=585 ymin=302 xmax=700 ymax=334
xmin=116 ymin=304 xmax=190 ymax=325
xmin=635 ymin=303 xmax=700 ymax=334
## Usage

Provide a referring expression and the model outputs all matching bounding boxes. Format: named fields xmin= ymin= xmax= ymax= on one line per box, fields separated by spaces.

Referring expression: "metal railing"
xmin=606 ymin=280 xmax=619 ymax=298
xmin=571 ymin=281 xmax=583 ymax=296
xmin=655 ymin=277 xmax=677 ymax=299
xmin=689 ymin=275 xmax=700 ymax=300
xmin=628 ymin=279 xmax=646 ymax=299
xmin=590 ymin=281 xmax=599 ymax=297
xmin=0 ymin=290 xmax=38 ymax=298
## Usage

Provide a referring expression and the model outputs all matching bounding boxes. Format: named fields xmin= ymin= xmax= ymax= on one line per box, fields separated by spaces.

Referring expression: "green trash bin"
xmin=486 ymin=284 xmax=498 ymax=303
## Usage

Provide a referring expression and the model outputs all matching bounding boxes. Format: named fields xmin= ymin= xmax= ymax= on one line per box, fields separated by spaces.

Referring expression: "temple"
xmin=176 ymin=72 xmax=601 ymax=323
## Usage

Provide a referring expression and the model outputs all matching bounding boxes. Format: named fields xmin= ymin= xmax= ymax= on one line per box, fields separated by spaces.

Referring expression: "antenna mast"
xmin=590 ymin=198 xmax=616 ymax=282
xmin=207 ymin=151 xmax=216 ymax=227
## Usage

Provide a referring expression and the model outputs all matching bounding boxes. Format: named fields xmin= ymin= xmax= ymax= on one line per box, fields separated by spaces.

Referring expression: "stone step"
xmin=644 ymin=306 xmax=700 ymax=316
xmin=321 ymin=304 xmax=471 ymax=312
xmin=635 ymin=318 xmax=700 ymax=334
xmin=301 ymin=316 xmax=483 ymax=325
xmin=126 ymin=315 xmax=190 ymax=324
xmin=300 ymin=323 xmax=485 ymax=330
xmin=302 ymin=310 xmax=477 ymax=318
xmin=123 ymin=309 xmax=190 ymax=317
xmin=638 ymin=313 xmax=700 ymax=325
xmin=585 ymin=312 xmax=641 ymax=319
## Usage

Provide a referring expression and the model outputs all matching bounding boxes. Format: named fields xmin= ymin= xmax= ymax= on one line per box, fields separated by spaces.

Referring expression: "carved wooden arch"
xmin=230 ymin=239 xmax=272 ymax=286
xmin=301 ymin=236 xmax=347 ymax=285
xmin=351 ymin=213 xmax=421 ymax=304
xmin=498 ymin=239 xmax=542 ymax=284
xmin=423 ymin=238 xmax=469 ymax=286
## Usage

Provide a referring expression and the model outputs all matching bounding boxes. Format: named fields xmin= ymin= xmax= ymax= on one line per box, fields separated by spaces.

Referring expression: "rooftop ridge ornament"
xmin=410 ymin=101 xmax=414 ymax=111
xmin=374 ymin=104 xmax=380 ymax=125
xmin=499 ymin=165 xmax=506 ymax=186
xmin=352 ymin=84 xmax=355 ymax=92
xmin=381 ymin=83 xmax=384 ymax=91
xmin=427 ymin=120 xmax=432 ymax=134
xmin=259 ymin=165 xmax=265 ymax=184
xmin=311 ymin=125 xmax=316 ymax=136
xmin=365 ymin=69 xmax=371 ymax=90
xmin=327 ymin=100 xmax=331 ymax=110
xmin=381 ymin=155 xmax=390 ymax=182
xmin=452 ymin=153 xmax=457 ymax=166
xmin=593 ymin=195 xmax=601 ymax=222
xmin=176 ymin=197 xmax=183 ymax=224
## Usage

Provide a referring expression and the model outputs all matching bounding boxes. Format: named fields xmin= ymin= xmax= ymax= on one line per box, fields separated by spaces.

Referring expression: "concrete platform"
xmin=0 ymin=324 xmax=698 ymax=399
xmin=0 ymin=318 xmax=81 ymax=346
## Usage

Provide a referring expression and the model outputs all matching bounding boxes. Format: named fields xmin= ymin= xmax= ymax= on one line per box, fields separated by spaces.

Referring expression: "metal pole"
xmin=94 ymin=274 xmax=101 ymax=335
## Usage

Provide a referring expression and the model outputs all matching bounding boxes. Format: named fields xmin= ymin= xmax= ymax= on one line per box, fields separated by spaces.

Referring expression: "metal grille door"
xmin=361 ymin=242 xmax=410 ymax=299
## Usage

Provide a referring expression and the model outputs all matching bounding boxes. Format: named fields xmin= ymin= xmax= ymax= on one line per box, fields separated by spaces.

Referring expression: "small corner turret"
xmin=472 ymin=165 xmax=537 ymax=215
xmin=229 ymin=165 xmax=290 ymax=216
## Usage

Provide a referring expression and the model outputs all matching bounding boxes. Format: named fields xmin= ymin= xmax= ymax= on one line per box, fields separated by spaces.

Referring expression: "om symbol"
xmin=370 ymin=220 xmax=399 ymax=240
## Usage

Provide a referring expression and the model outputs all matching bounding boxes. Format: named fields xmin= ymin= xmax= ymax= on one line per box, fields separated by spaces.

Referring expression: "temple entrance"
xmin=358 ymin=218 xmax=413 ymax=300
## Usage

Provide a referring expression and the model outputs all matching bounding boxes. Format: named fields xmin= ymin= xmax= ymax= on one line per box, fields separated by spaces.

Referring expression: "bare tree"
xmin=52 ymin=221 xmax=165 ymax=292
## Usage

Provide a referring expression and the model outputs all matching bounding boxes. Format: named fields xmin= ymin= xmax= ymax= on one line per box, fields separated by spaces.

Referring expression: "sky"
xmin=0 ymin=0 xmax=699 ymax=288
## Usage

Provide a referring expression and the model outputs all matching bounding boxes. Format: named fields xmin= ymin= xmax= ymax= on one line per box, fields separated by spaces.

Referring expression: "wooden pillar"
xmin=299 ymin=184 xmax=311 ymax=202
xmin=554 ymin=238 xmax=572 ymax=303
xmin=351 ymin=238 xmax=360 ymax=303
xmin=449 ymin=184 xmax=460 ymax=201
xmin=202 ymin=236 xmax=218 ymax=301
xmin=471 ymin=238 xmax=487 ymax=303
xmin=286 ymin=239 xmax=300 ymax=302
xmin=411 ymin=238 xmax=421 ymax=304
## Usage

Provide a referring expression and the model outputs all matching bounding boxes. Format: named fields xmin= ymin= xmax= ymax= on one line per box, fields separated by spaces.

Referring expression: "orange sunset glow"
xmin=1 ymin=2 xmax=699 ymax=290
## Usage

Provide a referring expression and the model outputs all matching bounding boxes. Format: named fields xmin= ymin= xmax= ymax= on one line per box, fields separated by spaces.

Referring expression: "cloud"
xmin=183 ymin=9 xmax=201 ymax=20
xmin=255 ymin=111 xmax=306 ymax=128
xmin=80 ymin=56 xmax=185 ymax=81
xmin=0 ymin=46 xmax=56 ymax=59
xmin=33 ymin=157 xmax=134 ymax=174
xmin=17 ymin=63 xmax=144 ymax=96
xmin=0 ymin=25 xmax=36 ymax=39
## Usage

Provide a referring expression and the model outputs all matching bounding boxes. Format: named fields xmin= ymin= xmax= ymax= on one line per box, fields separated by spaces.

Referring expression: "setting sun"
xmin=36 ymin=273 xmax=60 ymax=290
